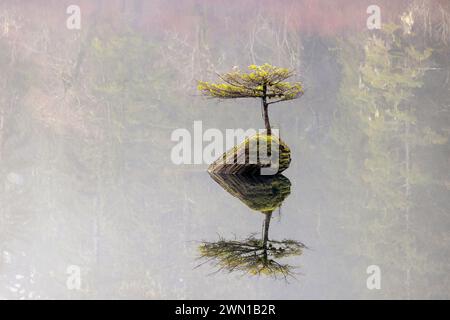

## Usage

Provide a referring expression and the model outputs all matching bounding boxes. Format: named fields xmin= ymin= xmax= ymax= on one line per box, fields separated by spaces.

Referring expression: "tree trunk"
xmin=262 ymin=84 xmax=271 ymax=135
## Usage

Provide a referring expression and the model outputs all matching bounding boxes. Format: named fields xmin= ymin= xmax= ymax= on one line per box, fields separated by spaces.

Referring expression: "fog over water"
xmin=0 ymin=0 xmax=449 ymax=299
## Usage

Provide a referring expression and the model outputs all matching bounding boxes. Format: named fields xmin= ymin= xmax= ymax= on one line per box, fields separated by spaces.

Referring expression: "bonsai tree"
xmin=197 ymin=64 xmax=303 ymax=135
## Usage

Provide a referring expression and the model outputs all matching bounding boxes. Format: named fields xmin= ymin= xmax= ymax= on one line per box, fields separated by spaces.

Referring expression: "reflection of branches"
xmin=197 ymin=235 xmax=306 ymax=280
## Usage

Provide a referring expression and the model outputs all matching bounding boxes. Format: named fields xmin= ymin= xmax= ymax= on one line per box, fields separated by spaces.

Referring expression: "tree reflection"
xmin=197 ymin=174 xmax=306 ymax=279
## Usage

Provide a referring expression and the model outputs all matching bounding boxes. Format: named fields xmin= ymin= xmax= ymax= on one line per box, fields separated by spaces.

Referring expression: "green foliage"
xmin=197 ymin=63 xmax=303 ymax=102
xmin=327 ymin=22 xmax=450 ymax=298
xmin=334 ymin=24 xmax=441 ymax=212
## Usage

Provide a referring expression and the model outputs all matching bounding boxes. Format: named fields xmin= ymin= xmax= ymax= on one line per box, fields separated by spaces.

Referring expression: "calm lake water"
xmin=0 ymin=0 xmax=449 ymax=299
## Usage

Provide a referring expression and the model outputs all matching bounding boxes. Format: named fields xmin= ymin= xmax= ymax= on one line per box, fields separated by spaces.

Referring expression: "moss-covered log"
xmin=207 ymin=134 xmax=291 ymax=175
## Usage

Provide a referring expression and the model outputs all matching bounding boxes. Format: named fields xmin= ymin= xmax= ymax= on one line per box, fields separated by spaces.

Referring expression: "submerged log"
xmin=209 ymin=173 xmax=291 ymax=213
xmin=207 ymin=134 xmax=291 ymax=175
